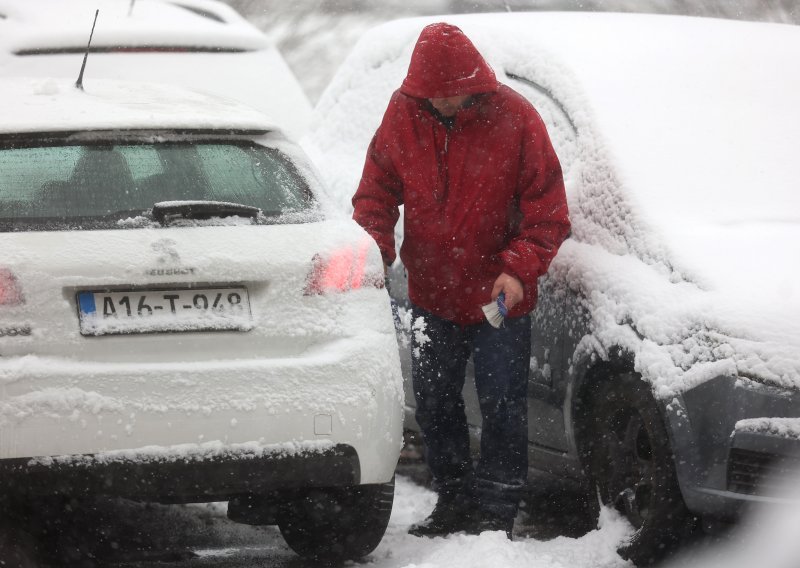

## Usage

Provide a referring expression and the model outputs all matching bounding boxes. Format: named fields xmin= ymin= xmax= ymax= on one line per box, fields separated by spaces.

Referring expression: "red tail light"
xmin=304 ymin=241 xmax=382 ymax=295
xmin=0 ymin=268 xmax=23 ymax=306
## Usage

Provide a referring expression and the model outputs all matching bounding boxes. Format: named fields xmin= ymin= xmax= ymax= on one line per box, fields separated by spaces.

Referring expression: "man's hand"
xmin=491 ymin=272 xmax=524 ymax=310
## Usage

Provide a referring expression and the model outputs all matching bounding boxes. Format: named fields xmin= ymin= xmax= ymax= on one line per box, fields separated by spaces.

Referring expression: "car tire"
xmin=276 ymin=478 xmax=394 ymax=562
xmin=585 ymin=372 xmax=696 ymax=566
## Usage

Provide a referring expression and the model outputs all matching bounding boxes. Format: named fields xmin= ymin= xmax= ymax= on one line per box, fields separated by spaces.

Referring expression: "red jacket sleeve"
xmin=351 ymin=100 xmax=404 ymax=265
xmin=499 ymin=108 xmax=571 ymax=288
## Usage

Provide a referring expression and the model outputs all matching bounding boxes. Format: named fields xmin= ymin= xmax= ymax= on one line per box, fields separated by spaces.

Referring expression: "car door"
xmin=528 ymin=275 xmax=571 ymax=452
xmin=504 ymin=72 xmax=581 ymax=460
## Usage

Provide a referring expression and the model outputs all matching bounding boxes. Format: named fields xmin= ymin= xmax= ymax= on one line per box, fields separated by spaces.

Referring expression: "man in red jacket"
xmin=352 ymin=22 xmax=570 ymax=538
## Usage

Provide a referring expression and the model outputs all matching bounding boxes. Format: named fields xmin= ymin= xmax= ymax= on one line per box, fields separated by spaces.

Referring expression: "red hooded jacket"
xmin=353 ymin=23 xmax=570 ymax=325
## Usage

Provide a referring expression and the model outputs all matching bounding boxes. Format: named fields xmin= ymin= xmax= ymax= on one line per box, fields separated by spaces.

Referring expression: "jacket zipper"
xmin=436 ymin=127 xmax=450 ymax=202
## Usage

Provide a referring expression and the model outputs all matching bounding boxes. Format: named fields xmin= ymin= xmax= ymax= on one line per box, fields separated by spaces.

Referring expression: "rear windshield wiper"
xmin=151 ymin=201 xmax=261 ymax=224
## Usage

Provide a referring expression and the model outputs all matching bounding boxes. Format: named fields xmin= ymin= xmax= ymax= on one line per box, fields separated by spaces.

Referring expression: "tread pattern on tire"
xmin=585 ymin=373 xmax=695 ymax=566
xmin=277 ymin=477 xmax=395 ymax=562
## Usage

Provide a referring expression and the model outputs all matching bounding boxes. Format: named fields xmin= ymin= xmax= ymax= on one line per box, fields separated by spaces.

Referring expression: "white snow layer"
xmin=0 ymin=0 xmax=270 ymax=52
xmin=0 ymin=77 xmax=275 ymax=134
xmin=28 ymin=438 xmax=335 ymax=467
xmin=301 ymin=12 xmax=800 ymax=397
xmin=0 ymin=0 xmax=313 ymax=137
xmin=735 ymin=417 xmax=800 ymax=439
xmin=352 ymin=476 xmax=633 ymax=568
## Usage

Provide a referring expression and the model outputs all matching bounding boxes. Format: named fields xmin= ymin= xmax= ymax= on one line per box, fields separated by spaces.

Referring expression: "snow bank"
xmin=369 ymin=476 xmax=632 ymax=568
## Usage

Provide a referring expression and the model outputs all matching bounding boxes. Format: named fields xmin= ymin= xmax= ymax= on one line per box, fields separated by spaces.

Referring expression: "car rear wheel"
xmin=276 ymin=478 xmax=394 ymax=562
xmin=585 ymin=373 xmax=695 ymax=565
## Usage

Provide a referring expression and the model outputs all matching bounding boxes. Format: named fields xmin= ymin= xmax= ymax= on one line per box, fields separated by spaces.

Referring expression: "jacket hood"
xmin=400 ymin=23 xmax=498 ymax=99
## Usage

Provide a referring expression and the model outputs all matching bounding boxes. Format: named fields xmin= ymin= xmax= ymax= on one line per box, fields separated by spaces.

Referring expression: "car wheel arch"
xmin=567 ymin=353 xmax=704 ymax=563
xmin=569 ymin=345 xmax=706 ymax=507
xmin=569 ymin=346 xmax=637 ymax=466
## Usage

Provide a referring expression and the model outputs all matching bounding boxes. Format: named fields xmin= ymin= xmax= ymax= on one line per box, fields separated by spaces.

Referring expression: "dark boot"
xmin=467 ymin=509 xmax=514 ymax=540
xmin=469 ymin=478 xmax=522 ymax=540
xmin=408 ymin=492 xmax=476 ymax=537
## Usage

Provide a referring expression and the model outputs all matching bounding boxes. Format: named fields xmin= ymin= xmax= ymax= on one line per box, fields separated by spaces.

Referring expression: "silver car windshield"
xmin=0 ymin=138 xmax=314 ymax=231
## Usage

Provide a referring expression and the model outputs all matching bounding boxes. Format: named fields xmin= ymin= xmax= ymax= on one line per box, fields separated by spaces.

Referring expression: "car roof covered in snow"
xmin=0 ymin=77 xmax=275 ymax=134
xmin=304 ymin=12 xmax=800 ymax=394
xmin=306 ymin=11 xmax=800 ymax=305
xmin=0 ymin=0 xmax=270 ymax=54
xmin=314 ymin=11 xmax=800 ymax=227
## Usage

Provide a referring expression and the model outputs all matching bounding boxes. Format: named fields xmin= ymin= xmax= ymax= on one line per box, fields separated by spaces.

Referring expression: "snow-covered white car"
xmin=0 ymin=0 xmax=311 ymax=138
xmin=0 ymin=77 xmax=402 ymax=563
xmin=303 ymin=12 xmax=800 ymax=564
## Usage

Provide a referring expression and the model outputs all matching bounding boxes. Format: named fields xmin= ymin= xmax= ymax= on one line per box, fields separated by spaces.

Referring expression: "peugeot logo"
xmin=151 ymin=239 xmax=181 ymax=265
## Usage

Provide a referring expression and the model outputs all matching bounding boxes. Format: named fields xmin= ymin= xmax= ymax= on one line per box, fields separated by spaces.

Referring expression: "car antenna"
xmin=75 ymin=9 xmax=99 ymax=91
xmin=128 ymin=0 xmax=136 ymax=16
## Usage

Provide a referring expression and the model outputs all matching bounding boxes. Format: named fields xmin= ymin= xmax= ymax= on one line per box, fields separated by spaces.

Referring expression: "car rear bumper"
xmin=0 ymin=333 xmax=404 ymax=486
xmin=0 ymin=443 xmax=359 ymax=503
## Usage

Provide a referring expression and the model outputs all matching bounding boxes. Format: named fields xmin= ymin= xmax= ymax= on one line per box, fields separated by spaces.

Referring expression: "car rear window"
xmin=0 ymin=139 xmax=314 ymax=231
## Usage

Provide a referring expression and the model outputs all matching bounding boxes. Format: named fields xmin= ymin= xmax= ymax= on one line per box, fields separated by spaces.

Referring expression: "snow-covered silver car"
xmin=0 ymin=77 xmax=402 ymax=562
xmin=0 ymin=0 xmax=311 ymax=138
xmin=303 ymin=12 xmax=800 ymax=564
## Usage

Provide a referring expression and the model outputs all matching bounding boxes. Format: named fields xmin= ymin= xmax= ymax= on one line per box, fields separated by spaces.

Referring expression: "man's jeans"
xmin=410 ymin=304 xmax=531 ymax=521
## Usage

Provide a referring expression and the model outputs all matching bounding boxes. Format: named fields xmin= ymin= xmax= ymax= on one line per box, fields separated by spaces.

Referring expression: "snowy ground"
xmin=13 ymin=472 xmax=633 ymax=568
xmin=359 ymin=477 xmax=631 ymax=568
xmin=10 ymin=468 xmax=800 ymax=568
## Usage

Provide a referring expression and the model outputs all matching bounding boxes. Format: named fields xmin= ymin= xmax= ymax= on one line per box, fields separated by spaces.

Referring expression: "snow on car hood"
xmin=509 ymin=13 xmax=800 ymax=312
xmin=551 ymin=240 xmax=800 ymax=398
xmin=303 ymin=12 xmax=800 ymax=396
xmin=476 ymin=12 xmax=800 ymax=394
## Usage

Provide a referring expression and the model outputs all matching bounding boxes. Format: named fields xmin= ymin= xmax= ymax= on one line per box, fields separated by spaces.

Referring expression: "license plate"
xmin=77 ymin=287 xmax=251 ymax=336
